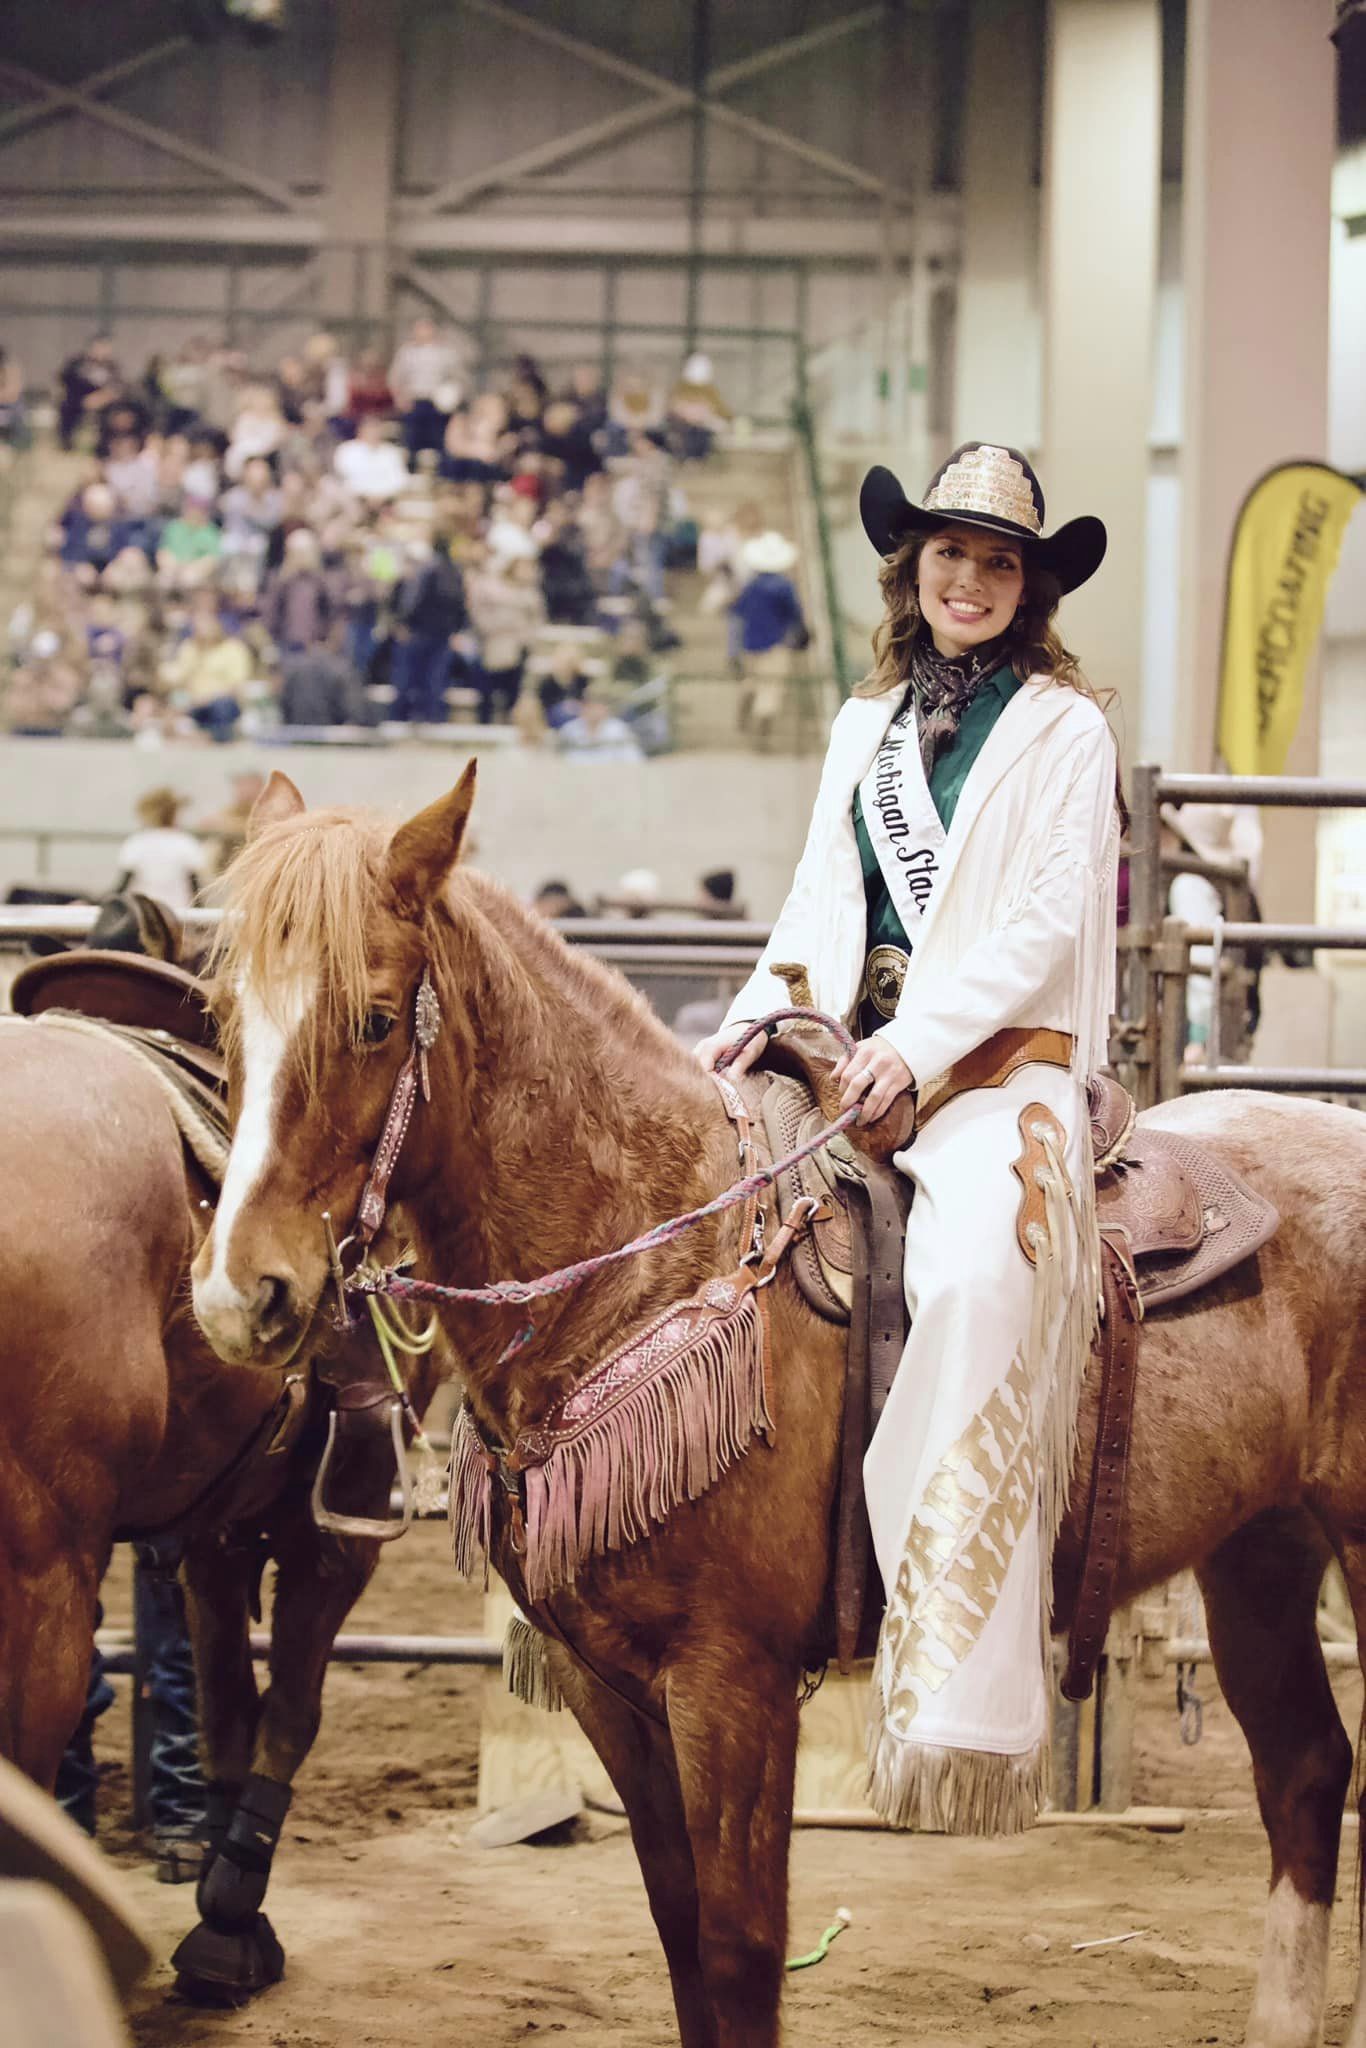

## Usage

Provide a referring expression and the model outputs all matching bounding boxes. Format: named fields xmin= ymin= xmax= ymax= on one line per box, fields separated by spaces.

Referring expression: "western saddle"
xmin=7 ymin=902 xmax=417 ymax=1546
xmin=732 ymin=1021 xmax=1278 ymax=1699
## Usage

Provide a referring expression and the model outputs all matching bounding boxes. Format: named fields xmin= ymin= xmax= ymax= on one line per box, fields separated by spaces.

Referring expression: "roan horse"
xmin=0 ymin=980 xmax=440 ymax=2000
xmin=194 ymin=764 xmax=1366 ymax=2048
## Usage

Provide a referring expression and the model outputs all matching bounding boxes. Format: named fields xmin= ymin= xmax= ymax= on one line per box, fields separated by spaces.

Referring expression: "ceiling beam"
xmin=0 ymin=38 xmax=193 ymax=149
xmin=0 ymin=56 xmax=302 ymax=213
xmin=405 ymin=0 xmax=909 ymax=217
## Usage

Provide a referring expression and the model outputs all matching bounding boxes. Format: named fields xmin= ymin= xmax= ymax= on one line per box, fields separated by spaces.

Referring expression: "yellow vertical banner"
xmin=1216 ymin=462 xmax=1362 ymax=775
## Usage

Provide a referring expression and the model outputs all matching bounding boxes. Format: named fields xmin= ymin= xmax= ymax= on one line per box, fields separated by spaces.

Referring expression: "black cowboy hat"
xmin=860 ymin=441 xmax=1107 ymax=596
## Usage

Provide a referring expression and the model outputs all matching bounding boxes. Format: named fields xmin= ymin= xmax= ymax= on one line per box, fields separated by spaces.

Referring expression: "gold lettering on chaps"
xmin=883 ymin=1349 xmax=1038 ymax=1730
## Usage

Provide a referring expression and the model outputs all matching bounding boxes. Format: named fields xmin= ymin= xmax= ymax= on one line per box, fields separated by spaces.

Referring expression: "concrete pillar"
xmin=1041 ymin=0 xmax=1162 ymax=766
xmin=319 ymin=0 xmax=403 ymax=325
xmin=954 ymin=0 xmax=1043 ymax=454
xmin=1180 ymin=0 xmax=1336 ymax=919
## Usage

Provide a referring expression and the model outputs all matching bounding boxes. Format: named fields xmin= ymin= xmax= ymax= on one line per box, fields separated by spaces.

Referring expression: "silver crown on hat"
xmin=922 ymin=445 xmax=1041 ymax=534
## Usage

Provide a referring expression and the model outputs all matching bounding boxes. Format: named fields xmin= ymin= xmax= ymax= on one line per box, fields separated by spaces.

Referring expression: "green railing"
xmin=790 ymin=376 xmax=852 ymax=699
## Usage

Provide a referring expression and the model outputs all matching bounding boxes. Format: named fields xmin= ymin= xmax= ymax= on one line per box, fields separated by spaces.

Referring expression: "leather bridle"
xmin=323 ymin=966 xmax=442 ymax=1318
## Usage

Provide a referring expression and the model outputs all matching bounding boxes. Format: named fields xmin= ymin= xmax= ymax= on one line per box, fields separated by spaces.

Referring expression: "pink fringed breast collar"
xmin=450 ymin=1264 xmax=777 ymax=1604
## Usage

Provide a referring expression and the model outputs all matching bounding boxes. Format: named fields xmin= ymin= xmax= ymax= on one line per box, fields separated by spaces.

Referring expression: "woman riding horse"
xmin=696 ymin=441 xmax=1115 ymax=1832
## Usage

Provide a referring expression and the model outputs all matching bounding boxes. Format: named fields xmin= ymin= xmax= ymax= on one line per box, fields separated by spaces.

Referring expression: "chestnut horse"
xmin=194 ymin=764 xmax=1366 ymax=2048
xmin=0 ymin=1011 xmax=440 ymax=1999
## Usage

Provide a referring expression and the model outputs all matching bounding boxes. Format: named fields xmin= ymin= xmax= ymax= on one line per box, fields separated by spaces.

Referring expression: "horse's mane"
xmin=212 ymin=805 xmax=713 ymax=1108
xmin=210 ymin=806 xmax=392 ymax=1082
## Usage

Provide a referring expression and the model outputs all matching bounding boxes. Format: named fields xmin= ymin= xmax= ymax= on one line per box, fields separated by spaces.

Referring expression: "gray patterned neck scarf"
xmin=904 ymin=630 xmax=1009 ymax=778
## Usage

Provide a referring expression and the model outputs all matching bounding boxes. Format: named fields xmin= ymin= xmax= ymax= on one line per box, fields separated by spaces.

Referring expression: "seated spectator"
xmin=103 ymin=430 xmax=161 ymax=522
xmin=275 ymin=352 xmax=313 ymax=427
xmin=467 ymin=550 xmax=544 ymax=724
xmin=302 ymin=329 xmax=352 ymax=428
xmin=219 ymin=454 xmax=283 ymax=585
xmin=537 ymin=499 xmax=598 ymax=626
xmin=160 ymin=606 xmax=253 ymax=740
xmin=604 ymin=371 xmax=663 ymax=458
xmin=439 ymin=406 xmax=508 ymax=487
xmin=334 ymin=414 xmax=410 ymax=506
xmin=578 ymin=469 xmax=625 ymax=583
xmin=224 ymin=383 xmax=286 ymax=478
xmin=0 ymin=344 xmax=28 ymax=464
xmin=339 ymin=513 xmax=404 ymax=677
xmin=539 ymin=398 xmax=601 ymax=494
xmin=68 ymin=662 xmax=133 ymax=740
xmin=96 ymin=391 xmax=153 ymax=458
xmin=346 ymin=345 xmax=395 ymax=430
xmin=731 ymin=530 xmax=807 ymax=748
xmin=4 ymin=637 xmax=84 ymax=735
xmin=57 ymin=332 xmax=122 ymax=450
xmin=85 ymin=591 xmax=128 ymax=676
xmin=182 ymin=432 xmax=223 ymax=504
xmin=158 ymin=335 xmax=214 ymax=436
xmin=390 ymin=537 xmax=468 ymax=724
xmin=695 ymin=868 xmax=748 ymax=921
xmin=157 ymin=498 xmax=223 ymax=591
xmin=565 ymin=362 xmax=608 ymax=437
xmin=608 ymin=616 xmax=655 ymax=690
xmin=264 ymin=526 xmax=336 ymax=654
xmin=114 ymin=789 xmax=203 ymax=907
xmin=389 ymin=316 xmax=468 ymax=458
xmin=504 ymin=371 xmax=545 ymax=453
xmin=534 ymin=641 xmax=590 ymax=729
xmin=531 ymin=879 xmax=588 ymax=920
xmin=557 ymin=684 xmax=644 ymax=762
xmin=610 ymin=433 xmax=673 ymax=601
xmin=9 ymin=558 xmax=83 ymax=665
xmin=665 ymin=352 xmax=732 ymax=462
xmin=277 ymin=625 xmax=372 ymax=728
xmin=61 ymin=481 xmax=150 ymax=584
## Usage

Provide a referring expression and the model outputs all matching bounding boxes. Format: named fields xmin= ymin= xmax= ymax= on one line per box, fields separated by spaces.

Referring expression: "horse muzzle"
xmin=192 ymin=1260 xmax=311 ymax=1368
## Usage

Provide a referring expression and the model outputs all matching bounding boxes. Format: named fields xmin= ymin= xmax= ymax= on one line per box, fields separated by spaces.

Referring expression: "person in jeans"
xmin=56 ymin=1541 xmax=208 ymax=1883
xmin=390 ymin=538 xmax=468 ymax=723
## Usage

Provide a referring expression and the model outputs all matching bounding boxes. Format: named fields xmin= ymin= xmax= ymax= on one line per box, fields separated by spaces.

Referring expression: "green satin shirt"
xmin=852 ymin=662 xmax=1023 ymax=953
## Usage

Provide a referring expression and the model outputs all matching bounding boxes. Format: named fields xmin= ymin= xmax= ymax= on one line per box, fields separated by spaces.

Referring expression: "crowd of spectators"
xmin=4 ymin=323 xmax=740 ymax=754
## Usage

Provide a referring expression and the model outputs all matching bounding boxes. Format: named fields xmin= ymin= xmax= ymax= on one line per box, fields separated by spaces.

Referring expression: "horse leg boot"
xmin=172 ymin=1533 xmax=276 ymax=2004
xmin=665 ymin=1645 xmax=800 ymax=2048
xmin=558 ymin=1660 xmax=713 ymax=2048
xmin=1326 ymin=1533 xmax=1366 ymax=2048
xmin=1199 ymin=1511 xmax=1350 ymax=2048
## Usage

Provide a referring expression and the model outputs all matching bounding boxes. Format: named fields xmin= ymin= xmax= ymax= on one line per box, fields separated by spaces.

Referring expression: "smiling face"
xmin=915 ymin=522 xmax=1026 ymax=658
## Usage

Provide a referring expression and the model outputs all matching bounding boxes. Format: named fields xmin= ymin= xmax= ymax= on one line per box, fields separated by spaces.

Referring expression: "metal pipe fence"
xmin=1123 ymin=765 xmax=1366 ymax=1108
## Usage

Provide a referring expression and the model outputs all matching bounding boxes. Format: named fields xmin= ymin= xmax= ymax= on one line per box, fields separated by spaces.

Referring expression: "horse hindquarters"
xmin=1198 ymin=1512 xmax=1350 ymax=2048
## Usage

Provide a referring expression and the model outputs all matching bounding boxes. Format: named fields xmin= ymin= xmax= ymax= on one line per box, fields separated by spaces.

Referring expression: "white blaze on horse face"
xmin=196 ymin=971 xmax=313 ymax=1322
xmin=1245 ymin=1876 xmax=1330 ymax=2048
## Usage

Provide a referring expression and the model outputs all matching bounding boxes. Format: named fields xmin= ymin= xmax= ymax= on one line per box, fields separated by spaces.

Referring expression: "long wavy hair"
xmin=854 ymin=529 xmax=1092 ymax=702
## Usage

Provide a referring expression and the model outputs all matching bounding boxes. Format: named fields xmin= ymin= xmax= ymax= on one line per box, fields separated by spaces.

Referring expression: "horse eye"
xmin=361 ymin=1011 xmax=395 ymax=1046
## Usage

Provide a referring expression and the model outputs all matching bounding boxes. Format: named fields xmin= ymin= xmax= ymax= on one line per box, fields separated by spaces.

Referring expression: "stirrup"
xmin=310 ymin=1398 xmax=413 ymax=1543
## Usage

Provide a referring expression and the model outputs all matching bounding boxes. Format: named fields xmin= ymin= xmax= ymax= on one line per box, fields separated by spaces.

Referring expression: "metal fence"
xmin=1122 ymin=765 xmax=1366 ymax=1109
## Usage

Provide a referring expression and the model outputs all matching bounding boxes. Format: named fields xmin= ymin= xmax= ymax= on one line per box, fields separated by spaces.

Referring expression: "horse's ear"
xmin=248 ymin=771 xmax=306 ymax=840
xmin=386 ymin=763 xmax=478 ymax=919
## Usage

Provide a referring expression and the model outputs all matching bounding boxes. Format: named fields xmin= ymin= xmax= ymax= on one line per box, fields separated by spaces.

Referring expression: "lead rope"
xmin=364 ymin=1290 xmax=447 ymax=1515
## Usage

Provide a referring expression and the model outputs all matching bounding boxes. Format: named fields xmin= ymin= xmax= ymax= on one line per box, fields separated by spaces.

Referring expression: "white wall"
xmin=0 ymin=739 xmax=820 ymax=920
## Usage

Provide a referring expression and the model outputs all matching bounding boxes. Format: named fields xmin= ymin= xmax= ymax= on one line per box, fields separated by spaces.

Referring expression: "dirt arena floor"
xmin=91 ymin=1527 xmax=1365 ymax=2048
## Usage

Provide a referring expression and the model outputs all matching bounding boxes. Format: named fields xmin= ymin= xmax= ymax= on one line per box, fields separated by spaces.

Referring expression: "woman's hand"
xmin=693 ymin=1022 xmax=768 ymax=1080
xmin=831 ymin=1035 xmax=914 ymax=1125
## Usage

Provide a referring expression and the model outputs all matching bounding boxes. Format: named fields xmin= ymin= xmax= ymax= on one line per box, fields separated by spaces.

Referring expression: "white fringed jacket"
xmin=725 ymin=675 xmax=1120 ymax=1089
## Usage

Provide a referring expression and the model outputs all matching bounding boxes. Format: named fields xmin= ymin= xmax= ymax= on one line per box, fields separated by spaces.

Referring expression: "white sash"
xmin=859 ymin=697 xmax=946 ymax=951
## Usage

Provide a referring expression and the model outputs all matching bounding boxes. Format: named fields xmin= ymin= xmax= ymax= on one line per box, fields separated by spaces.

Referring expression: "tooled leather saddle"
xmin=736 ymin=1032 xmax=1279 ymax=1697
xmin=8 ymin=921 xmax=415 ymax=1544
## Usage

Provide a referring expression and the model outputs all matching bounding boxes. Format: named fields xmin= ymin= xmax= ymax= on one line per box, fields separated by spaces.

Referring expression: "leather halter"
xmin=326 ymin=968 xmax=442 ymax=1303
